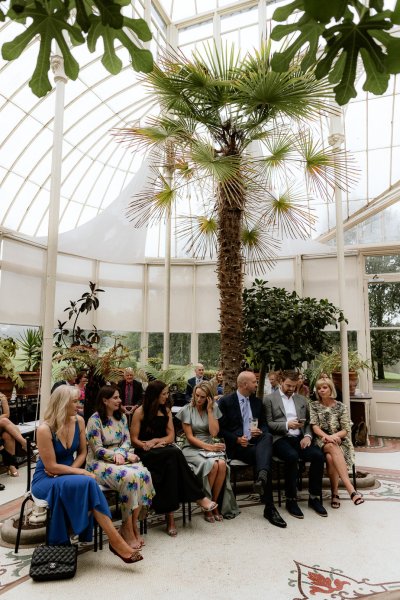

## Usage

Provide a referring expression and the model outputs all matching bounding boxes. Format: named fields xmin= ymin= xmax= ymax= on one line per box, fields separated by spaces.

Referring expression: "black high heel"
xmin=109 ymin=544 xmax=143 ymax=564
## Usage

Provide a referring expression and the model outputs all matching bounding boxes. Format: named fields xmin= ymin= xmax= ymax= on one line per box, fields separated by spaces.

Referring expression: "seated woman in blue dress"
xmin=32 ymin=385 xmax=142 ymax=564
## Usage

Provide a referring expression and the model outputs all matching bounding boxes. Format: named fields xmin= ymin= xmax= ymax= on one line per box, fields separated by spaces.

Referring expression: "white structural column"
xmin=39 ymin=54 xmax=67 ymax=418
xmin=258 ymin=0 xmax=267 ymax=42
xmin=163 ymin=196 xmax=172 ymax=370
xmin=328 ymin=114 xmax=350 ymax=411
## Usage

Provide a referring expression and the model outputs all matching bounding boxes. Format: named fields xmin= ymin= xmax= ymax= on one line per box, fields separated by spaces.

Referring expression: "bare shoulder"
xmin=77 ymin=414 xmax=85 ymax=429
xmin=37 ymin=422 xmax=52 ymax=438
xmin=134 ymin=406 xmax=144 ymax=420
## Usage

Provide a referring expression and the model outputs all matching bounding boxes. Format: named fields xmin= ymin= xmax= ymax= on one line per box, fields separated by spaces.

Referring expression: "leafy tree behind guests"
xmin=243 ymin=279 xmax=346 ymax=396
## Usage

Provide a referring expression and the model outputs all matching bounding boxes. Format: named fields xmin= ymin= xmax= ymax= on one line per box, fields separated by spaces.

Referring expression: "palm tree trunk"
xmin=217 ymin=184 xmax=244 ymax=393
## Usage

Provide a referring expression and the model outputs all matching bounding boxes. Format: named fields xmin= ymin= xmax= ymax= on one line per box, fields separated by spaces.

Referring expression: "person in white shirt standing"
xmin=264 ymin=370 xmax=327 ymax=520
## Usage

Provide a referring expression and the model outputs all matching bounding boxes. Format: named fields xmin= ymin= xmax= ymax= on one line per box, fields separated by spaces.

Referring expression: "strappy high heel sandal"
xmin=199 ymin=501 xmax=218 ymax=513
xmin=330 ymin=494 xmax=340 ymax=508
xmin=212 ymin=509 xmax=223 ymax=521
xmin=203 ymin=511 xmax=215 ymax=523
xmin=350 ymin=491 xmax=364 ymax=505
xmin=7 ymin=466 xmax=19 ymax=477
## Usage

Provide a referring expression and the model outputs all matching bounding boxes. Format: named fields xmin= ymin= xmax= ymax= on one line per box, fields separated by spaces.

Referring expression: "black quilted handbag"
xmin=29 ymin=545 xmax=78 ymax=581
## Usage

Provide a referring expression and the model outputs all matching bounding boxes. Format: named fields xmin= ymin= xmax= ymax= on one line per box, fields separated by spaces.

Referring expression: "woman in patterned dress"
xmin=86 ymin=386 xmax=155 ymax=549
xmin=310 ymin=378 xmax=364 ymax=508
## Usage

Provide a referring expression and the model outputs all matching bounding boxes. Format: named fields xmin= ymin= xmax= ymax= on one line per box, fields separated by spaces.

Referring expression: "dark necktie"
xmin=126 ymin=383 xmax=133 ymax=405
xmin=242 ymin=397 xmax=251 ymax=440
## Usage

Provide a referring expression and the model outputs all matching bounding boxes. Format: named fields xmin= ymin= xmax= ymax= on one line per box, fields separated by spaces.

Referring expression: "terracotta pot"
xmin=0 ymin=377 xmax=14 ymax=398
xmin=18 ymin=371 xmax=40 ymax=396
xmin=332 ymin=371 xmax=358 ymax=396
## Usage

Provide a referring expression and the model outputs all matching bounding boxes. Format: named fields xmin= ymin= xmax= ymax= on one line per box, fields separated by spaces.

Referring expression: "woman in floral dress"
xmin=86 ymin=386 xmax=155 ymax=549
xmin=310 ymin=378 xmax=364 ymax=508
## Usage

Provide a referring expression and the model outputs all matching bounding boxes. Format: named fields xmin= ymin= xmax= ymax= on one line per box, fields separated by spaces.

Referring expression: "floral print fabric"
xmin=86 ymin=412 xmax=154 ymax=520
xmin=309 ymin=401 xmax=355 ymax=468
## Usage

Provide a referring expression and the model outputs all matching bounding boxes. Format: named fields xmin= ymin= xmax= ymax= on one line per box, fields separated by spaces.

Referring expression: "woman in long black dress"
xmin=130 ymin=380 xmax=218 ymax=537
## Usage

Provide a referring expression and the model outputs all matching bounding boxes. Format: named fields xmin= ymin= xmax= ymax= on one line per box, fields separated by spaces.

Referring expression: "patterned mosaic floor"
xmin=0 ymin=440 xmax=399 ymax=598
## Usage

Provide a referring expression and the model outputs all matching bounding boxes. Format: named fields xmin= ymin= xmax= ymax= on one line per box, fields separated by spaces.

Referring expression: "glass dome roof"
xmin=0 ymin=0 xmax=399 ymax=257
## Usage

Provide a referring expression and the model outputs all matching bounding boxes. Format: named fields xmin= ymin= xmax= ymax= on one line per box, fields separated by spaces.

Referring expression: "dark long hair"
xmin=142 ymin=380 xmax=168 ymax=432
xmin=95 ymin=385 xmax=123 ymax=426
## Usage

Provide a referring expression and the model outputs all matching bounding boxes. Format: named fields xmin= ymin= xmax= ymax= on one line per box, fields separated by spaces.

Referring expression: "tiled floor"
xmin=0 ymin=438 xmax=399 ymax=599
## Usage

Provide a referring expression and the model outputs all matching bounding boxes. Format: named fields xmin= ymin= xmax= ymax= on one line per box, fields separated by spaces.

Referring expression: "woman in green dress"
xmin=310 ymin=378 xmax=364 ymax=508
xmin=176 ymin=382 xmax=239 ymax=523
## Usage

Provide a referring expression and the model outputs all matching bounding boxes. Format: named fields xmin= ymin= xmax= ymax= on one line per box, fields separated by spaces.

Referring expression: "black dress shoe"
xmin=286 ymin=499 xmax=304 ymax=519
xmin=0 ymin=483 xmax=5 ymax=491
xmin=263 ymin=505 xmax=287 ymax=528
xmin=308 ymin=497 xmax=328 ymax=517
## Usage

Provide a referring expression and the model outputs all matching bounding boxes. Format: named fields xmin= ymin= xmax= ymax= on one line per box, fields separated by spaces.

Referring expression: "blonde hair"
xmin=191 ymin=381 xmax=214 ymax=407
xmin=315 ymin=377 xmax=337 ymax=399
xmin=61 ymin=366 xmax=77 ymax=381
xmin=44 ymin=385 xmax=79 ymax=435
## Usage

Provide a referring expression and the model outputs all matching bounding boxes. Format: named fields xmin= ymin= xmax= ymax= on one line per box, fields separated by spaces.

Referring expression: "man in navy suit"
xmin=219 ymin=371 xmax=286 ymax=528
xmin=185 ymin=363 xmax=207 ymax=402
xmin=264 ymin=370 xmax=326 ymax=520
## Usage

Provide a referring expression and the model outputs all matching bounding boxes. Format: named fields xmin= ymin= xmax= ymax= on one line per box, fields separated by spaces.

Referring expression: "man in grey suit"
xmin=264 ymin=370 xmax=327 ymax=519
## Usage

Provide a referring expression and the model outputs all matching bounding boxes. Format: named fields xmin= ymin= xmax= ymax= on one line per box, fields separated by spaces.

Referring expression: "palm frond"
xmin=190 ymin=141 xmax=242 ymax=183
xmin=235 ymin=43 xmax=336 ymax=124
xmin=197 ymin=41 xmax=241 ymax=80
xmin=113 ymin=115 xmax=196 ymax=153
xmin=241 ymin=222 xmax=279 ymax=275
xmin=297 ymin=131 xmax=358 ymax=198
xmin=176 ymin=215 xmax=218 ymax=259
xmin=127 ymin=169 xmax=178 ymax=227
xmin=261 ymin=186 xmax=316 ymax=240
xmin=258 ymin=130 xmax=299 ymax=182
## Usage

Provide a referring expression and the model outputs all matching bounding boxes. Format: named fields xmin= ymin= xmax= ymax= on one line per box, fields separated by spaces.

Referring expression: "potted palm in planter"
xmin=17 ymin=327 xmax=43 ymax=396
xmin=0 ymin=337 xmax=24 ymax=396
xmin=311 ymin=349 xmax=371 ymax=395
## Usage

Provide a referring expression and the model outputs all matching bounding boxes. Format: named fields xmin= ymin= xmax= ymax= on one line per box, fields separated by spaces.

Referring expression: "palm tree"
xmin=116 ymin=43 xmax=351 ymax=392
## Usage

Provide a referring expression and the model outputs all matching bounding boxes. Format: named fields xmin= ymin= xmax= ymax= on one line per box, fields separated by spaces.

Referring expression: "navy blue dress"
xmin=32 ymin=419 xmax=111 ymax=545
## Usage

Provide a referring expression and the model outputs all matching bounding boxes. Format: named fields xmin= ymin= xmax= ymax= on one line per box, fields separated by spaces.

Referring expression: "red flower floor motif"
xmin=291 ymin=561 xmax=400 ymax=599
